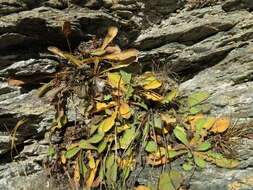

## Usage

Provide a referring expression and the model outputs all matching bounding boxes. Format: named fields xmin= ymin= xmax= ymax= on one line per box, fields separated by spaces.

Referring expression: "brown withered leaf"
xmin=7 ymin=78 xmax=29 ymax=86
xmin=48 ymin=46 xmax=84 ymax=67
xmin=101 ymin=26 xmax=118 ymax=50
xmin=103 ymin=49 xmax=139 ymax=62
xmin=62 ymin=21 xmax=71 ymax=38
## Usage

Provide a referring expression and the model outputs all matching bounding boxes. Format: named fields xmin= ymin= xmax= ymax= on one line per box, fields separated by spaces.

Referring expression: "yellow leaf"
xmin=117 ymin=124 xmax=130 ymax=133
xmin=107 ymin=72 xmax=126 ymax=91
xmin=119 ymin=102 xmax=131 ymax=119
xmin=101 ymin=26 xmax=118 ymax=50
xmin=60 ymin=152 xmax=66 ymax=164
xmin=134 ymin=185 xmax=150 ymax=190
xmin=103 ymin=49 xmax=139 ymax=62
xmin=187 ymin=114 xmax=204 ymax=131
xmin=100 ymin=111 xmax=117 ymax=132
xmin=160 ymin=113 xmax=176 ymax=124
xmin=143 ymin=78 xmax=162 ymax=90
xmin=73 ymin=161 xmax=80 ymax=184
xmin=86 ymin=160 xmax=100 ymax=188
xmin=143 ymin=91 xmax=164 ymax=101
xmin=48 ymin=47 xmax=83 ymax=67
xmin=94 ymin=101 xmax=118 ymax=113
xmin=209 ymin=117 xmax=230 ymax=133
xmin=88 ymin=154 xmax=96 ymax=169
xmin=203 ymin=117 xmax=216 ymax=130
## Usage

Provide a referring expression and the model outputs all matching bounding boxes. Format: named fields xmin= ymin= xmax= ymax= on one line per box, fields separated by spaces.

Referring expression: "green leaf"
xmin=158 ymin=170 xmax=183 ymax=190
xmin=161 ymin=90 xmax=179 ymax=104
xmin=90 ymin=124 xmax=99 ymax=136
xmin=106 ymin=154 xmax=115 ymax=169
xmin=189 ymin=105 xmax=202 ymax=114
xmin=194 ymin=154 xmax=206 ymax=168
xmin=182 ymin=163 xmax=193 ymax=171
xmin=120 ymin=70 xmax=132 ymax=83
xmin=198 ymin=141 xmax=211 ymax=151
xmin=98 ymin=139 xmax=107 ymax=153
xmin=106 ymin=154 xmax=117 ymax=183
xmin=188 ymin=91 xmax=210 ymax=107
xmin=46 ymin=147 xmax=55 ymax=156
xmin=200 ymin=151 xmax=239 ymax=168
xmin=167 ymin=150 xmax=188 ymax=158
xmin=121 ymin=167 xmax=130 ymax=182
xmin=144 ymin=141 xmax=158 ymax=153
xmin=87 ymin=133 xmax=104 ymax=144
xmin=65 ymin=147 xmax=81 ymax=159
xmin=79 ymin=140 xmax=97 ymax=150
xmin=119 ymin=128 xmax=135 ymax=149
xmin=153 ymin=114 xmax=162 ymax=129
xmin=79 ymin=158 xmax=88 ymax=176
xmin=104 ymin=94 xmax=112 ymax=100
xmin=173 ymin=126 xmax=190 ymax=146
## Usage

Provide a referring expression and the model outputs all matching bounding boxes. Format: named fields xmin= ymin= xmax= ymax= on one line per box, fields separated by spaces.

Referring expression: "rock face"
xmin=0 ymin=0 xmax=253 ymax=190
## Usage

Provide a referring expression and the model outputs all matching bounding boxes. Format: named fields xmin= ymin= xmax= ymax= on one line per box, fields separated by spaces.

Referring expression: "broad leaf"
xmin=144 ymin=141 xmax=158 ymax=153
xmin=173 ymin=126 xmax=190 ymax=146
xmin=119 ymin=127 xmax=135 ymax=149
xmin=167 ymin=150 xmax=188 ymax=158
xmin=158 ymin=170 xmax=183 ymax=190
xmin=107 ymin=72 xmax=126 ymax=91
xmin=101 ymin=26 xmax=118 ymax=50
xmin=161 ymin=90 xmax=179 ymax=104
xmin=99 ymin=111 xmax=117 ymax=133
xmin=198 ymin=141 xmax=211 ymax=151
xmin=209 ymin=117 xmax=230 ymax=133
xmin=65 ymin=147 xmax=81 ymax=159
xmin=87 ymin=133 xmax=104 ymax=144
xmin=188 ymin=91 xmax=210 ymax=107
xmin=119 ymin=102 xmax=132 ymax=119
xmin=194 ymin=153 xmax=207 ymax=168
xmin=79 ymin=140 xmax=97 ymax=150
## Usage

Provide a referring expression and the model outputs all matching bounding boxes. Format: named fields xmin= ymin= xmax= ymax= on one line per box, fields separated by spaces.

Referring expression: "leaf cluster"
xmin=41 ymin=25 xmax=239 ymax=190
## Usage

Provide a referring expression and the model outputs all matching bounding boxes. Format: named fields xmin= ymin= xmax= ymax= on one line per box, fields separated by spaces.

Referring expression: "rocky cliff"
xmin=0 ymin=0 xmax=253 ymax=190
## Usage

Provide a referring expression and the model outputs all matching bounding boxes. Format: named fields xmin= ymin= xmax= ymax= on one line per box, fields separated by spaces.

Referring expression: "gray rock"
xmin=222 ymin=0 xmax=253 ymax=11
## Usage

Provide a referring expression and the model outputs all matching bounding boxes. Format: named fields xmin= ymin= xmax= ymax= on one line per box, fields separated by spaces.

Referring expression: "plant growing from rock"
xmin=40 ymin=24 xmax=239 ymax=190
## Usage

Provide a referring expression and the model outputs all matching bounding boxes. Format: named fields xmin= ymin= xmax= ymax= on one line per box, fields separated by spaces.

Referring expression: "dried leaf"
xmin=134 ymin=185 xmax=150 ymax=190
xmin=143 ymin=91 xmax=164 ymax=101
xmin=119 ymin=102 xmax=131 ymax=119
xmin=209 ymin=117 xmax=230 ymax=133
xmin=103 ymin=49 xmax=139 ymax=62
xmin=48 ymin=46 xmax=83 ymax=66
xmin=86 ymin=160 xmax=100 ymax=187
xmin=93 ymin=101 xmax=118 ymax=113
xmin=143 ymin=77 xmax=162 ymax=90
xmin=107 ymin=72 xmax=126 ymax=91
xmin=73 ymin=161 xmax=80 ymax=184
xmin=62 ymin=21 xmax=71 ymax=37
xmin=160 ymin=114 xmax=176 ymax=124
xmin=7 ymin=78 xmax=28 ymax=86
xmin=101 ymin=26 xmax=118 ymax=50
